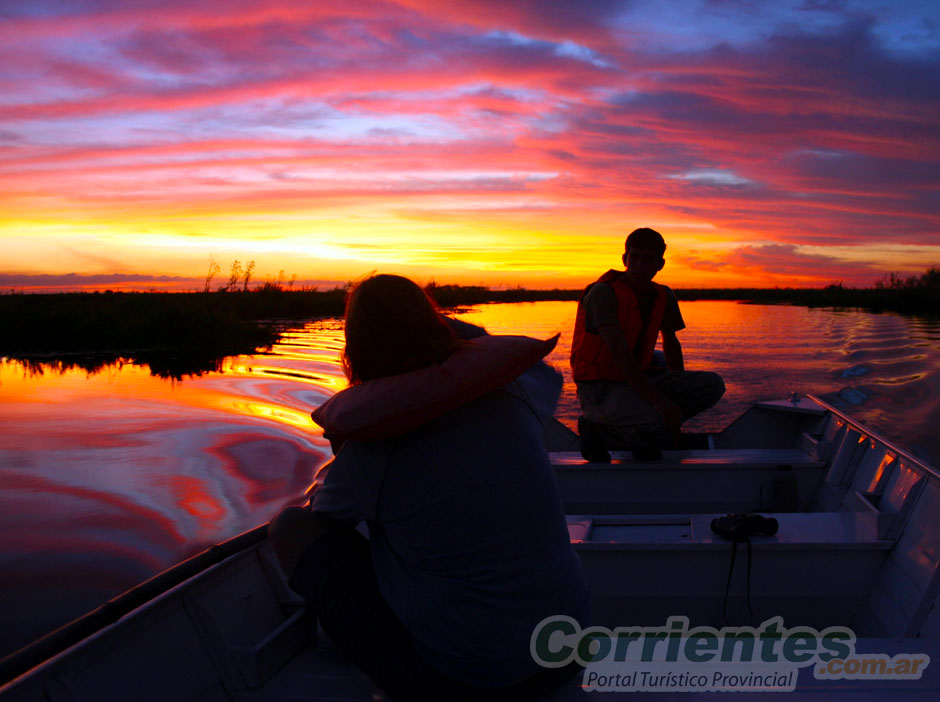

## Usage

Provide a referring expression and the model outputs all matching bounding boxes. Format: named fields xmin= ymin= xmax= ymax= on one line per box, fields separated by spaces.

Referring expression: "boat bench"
xmin=568 ymin=512 xmax=893 ymax=630
xmin=552 ymin=449 xmax=825 ymax=514
xmin=566 ymin=434 xmax=927 ymax=631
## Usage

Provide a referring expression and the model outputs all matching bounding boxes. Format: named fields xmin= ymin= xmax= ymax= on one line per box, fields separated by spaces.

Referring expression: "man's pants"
xmin=577 ymin=370 xmax=725 ymax=448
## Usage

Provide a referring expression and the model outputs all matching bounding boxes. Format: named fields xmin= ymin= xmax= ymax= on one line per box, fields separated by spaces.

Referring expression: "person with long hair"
xmin=269 ymin=274 xmax=589 ymax=701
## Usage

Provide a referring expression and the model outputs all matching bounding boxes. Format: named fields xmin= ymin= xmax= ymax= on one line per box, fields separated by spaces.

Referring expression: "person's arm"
xmin=596 ymin=323 xmax=682 ymax=435
xmin=661 ymin=288 xmax=686 ymax=373
xmin=661 ymin=329 xmax=684 ymax=372
xmin=309 ymin=443 xmax=385 ymax=523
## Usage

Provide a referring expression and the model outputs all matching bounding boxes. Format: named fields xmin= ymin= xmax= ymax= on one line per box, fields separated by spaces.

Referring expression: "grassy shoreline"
xmin=425 ymin=275 xmax=940 ymax=316
xmin=3 ymin=271 xmax=936 ymax=376
xmin=0 ymin=288 xmax=346 ymax=378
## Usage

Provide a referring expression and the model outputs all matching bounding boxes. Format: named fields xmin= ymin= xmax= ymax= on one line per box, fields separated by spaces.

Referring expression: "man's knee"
xmin=686 ymin=371 xmax=724 ymax=414
xmin=704 ymin=372 xmax=725 ymax=402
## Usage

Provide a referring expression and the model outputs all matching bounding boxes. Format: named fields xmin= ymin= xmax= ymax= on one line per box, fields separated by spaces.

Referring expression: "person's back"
xmin=318 ymin=382 xmax=589 ymax=684
xmin=271 ymin=273 xmax=588 ymax=700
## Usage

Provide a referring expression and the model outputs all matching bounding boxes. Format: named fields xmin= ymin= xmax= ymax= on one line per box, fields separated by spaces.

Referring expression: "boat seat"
xmin=552 ymin=449 xmax=825 ymax=514
xmin=568 ymin=512 xmax=893 ymax=630
xmin=566 ymin=452 xmax=925 ymax=631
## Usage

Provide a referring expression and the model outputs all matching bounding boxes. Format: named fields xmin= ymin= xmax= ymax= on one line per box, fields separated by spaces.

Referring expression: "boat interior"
xmin=560 ymin=397 xmax=938 ymax=637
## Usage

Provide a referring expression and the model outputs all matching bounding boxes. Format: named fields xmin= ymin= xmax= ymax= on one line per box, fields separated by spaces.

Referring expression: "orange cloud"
xmin=1 ymin=1 xmax=938 ymax=289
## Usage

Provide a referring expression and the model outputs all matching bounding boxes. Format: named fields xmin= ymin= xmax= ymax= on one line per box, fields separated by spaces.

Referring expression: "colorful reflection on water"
xmin=1 ymin=302 xmax=938 ymax=656
xmin=0 ymin=319 xmax=344 ymax=656
xmin=452 ymin=301 xmax=940 ymax=462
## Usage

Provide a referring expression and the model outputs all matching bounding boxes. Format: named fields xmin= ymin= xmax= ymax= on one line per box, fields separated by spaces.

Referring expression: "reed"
xmin=3 ymin=286 xmax=343 ymax=378
xmin=3 ymin=268 xmax=936 ymax=363
xmin=676 ymin=268 xmax=940 ymax=315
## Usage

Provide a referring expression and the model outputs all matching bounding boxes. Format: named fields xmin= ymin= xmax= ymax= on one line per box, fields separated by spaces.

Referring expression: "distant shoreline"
xmin=2 ymin=275 xmax=936 ymax=376
xmin=423 ymin=280 xmax=939 ymax=317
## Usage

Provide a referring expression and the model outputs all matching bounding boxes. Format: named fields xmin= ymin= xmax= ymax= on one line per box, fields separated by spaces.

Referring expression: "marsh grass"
xmin=426 ymin=268 xmax=940 ymax=316
xmin=0 ymin=287 xmax=348 ymax=378
xmin=676 ymin=268 xmax=940 ymax=315
xmin=3 ymin=268 xmax=936 ymax=378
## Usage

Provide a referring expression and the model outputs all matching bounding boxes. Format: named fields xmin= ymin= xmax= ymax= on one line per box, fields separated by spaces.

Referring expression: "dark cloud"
xmin=725 ymin=243 xmax=881 ymax=282
xmin=0 ymin=273 xmax=194 ymax=288
xmin=395 ymin=0 xmax=626 ymax=44
xmin=2 ymin=1 xmax=939 ymax=285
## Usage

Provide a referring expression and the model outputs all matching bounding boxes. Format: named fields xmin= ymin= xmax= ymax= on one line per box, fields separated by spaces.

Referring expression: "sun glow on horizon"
xmin=1 ymin=1 xmax=938 ymax=292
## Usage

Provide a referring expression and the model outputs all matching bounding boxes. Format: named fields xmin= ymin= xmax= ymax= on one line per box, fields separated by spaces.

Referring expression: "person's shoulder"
xmin=582 ymin=282 xmax=615 ymax=311
xmin=584 ymin=270 xmax=623 ymax=298
xmin=598 ymin=269 xmax=626 ymax=285
xmin=655 ymin=282 xmax=680 ymax=300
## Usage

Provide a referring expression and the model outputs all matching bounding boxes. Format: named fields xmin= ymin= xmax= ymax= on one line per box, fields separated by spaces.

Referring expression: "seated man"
xmin=570 ymin=228 xmax=725 ymax=462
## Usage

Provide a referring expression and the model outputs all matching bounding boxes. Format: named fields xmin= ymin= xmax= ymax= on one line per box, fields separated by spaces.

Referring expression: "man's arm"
xmin=596 ymin=323 xmax=682 ymax=435
xmin=661 ymin=329 xmax=684 ymax=372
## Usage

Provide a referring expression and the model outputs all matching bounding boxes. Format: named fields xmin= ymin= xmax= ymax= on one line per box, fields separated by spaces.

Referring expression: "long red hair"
xmin=342 ymin=274 xmax=460 ymax=384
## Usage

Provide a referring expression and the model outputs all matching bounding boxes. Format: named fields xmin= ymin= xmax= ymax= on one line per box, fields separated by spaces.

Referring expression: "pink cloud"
xmin=1 ymin=1 xmax=938 ymax=285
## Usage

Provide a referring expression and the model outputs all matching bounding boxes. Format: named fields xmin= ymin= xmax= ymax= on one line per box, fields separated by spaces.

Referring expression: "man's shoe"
xmin=630 ymin=446 xmax=663 ymax=462
xmin=578 ymin=416 xmax=611 ymax=463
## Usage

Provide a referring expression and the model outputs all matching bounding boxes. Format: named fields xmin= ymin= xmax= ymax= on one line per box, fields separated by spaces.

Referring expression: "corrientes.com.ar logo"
xmin=530 ymin=615 xmax=930 ymax=692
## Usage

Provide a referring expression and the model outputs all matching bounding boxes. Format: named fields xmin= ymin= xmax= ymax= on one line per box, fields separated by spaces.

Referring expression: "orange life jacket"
xmin=312 ymin=333 xmax=558 ymax=444
xmin=570 ymin=270 xmax=667 ymax=382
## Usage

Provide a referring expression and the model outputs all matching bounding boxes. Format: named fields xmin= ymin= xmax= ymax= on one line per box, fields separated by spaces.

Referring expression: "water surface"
xmin=0 ymin=319 xmax=345 ymax=655
xmin=454 ymin=301 xmax=940 ymax=461
xmin=1 ymin=301 xmax=938 ymax=656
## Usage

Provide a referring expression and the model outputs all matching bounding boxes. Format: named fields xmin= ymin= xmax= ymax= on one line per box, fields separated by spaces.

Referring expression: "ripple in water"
xmin=1 ymin=304 xmax=938 ymax=656
xmin=0 ymin=319 xmax=344 ymax=656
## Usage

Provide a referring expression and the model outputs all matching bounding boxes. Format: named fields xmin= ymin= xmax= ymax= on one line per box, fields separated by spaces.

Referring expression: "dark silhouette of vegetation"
xmin=3 ymin=267 xmax=936 ymax=378
xmin=203 ymin=256 xmax=220 ymax=294
xmin=425 ymin=268 xmax=940 ymax=317
xmin=423 ymin=282 xmax=580 ymax=307
xmin=674 ymin=267 xmax=940 ymax=315
xmin=225 ymin=259 xmax=257 ymax=292
xmin=12 ymin=351 xmax=232 ymax=382
xmin=0 ymin=287 xmax=345 ymax=379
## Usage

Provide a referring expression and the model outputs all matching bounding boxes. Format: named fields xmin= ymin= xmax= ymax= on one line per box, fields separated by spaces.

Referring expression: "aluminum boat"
xmin=2 ymin=395 xmax=939 ymax=699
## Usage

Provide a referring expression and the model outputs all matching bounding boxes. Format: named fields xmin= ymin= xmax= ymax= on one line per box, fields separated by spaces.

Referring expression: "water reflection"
xmin=1 ymin=304 xmax=939 ymax=657
xmin=453 ymin=301 xmax=940 ymax=463
xmin=0 ymin=320 xmax=343 ymax=656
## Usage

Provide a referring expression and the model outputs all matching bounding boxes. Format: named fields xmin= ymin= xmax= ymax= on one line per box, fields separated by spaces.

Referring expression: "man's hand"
xmin=652 ymin=395 xmax=682 ymax=436
xmin=662 ymin=329 xmax=684 ymax=372
xmin=597 ymin=323 xmax=683 ymax=435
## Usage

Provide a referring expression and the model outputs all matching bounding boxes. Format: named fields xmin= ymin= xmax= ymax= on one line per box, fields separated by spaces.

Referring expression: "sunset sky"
xmin=1 ymin=0 xmax=938 ymax=291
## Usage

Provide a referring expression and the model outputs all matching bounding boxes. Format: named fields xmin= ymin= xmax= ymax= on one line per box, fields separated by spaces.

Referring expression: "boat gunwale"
xmin=0 ymin=524 xmax=269 ymax=689
xmin=551 ymin=455 xmax=827 ymax=471
xmin=807 ymin=394 xmax=938 ymax=478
